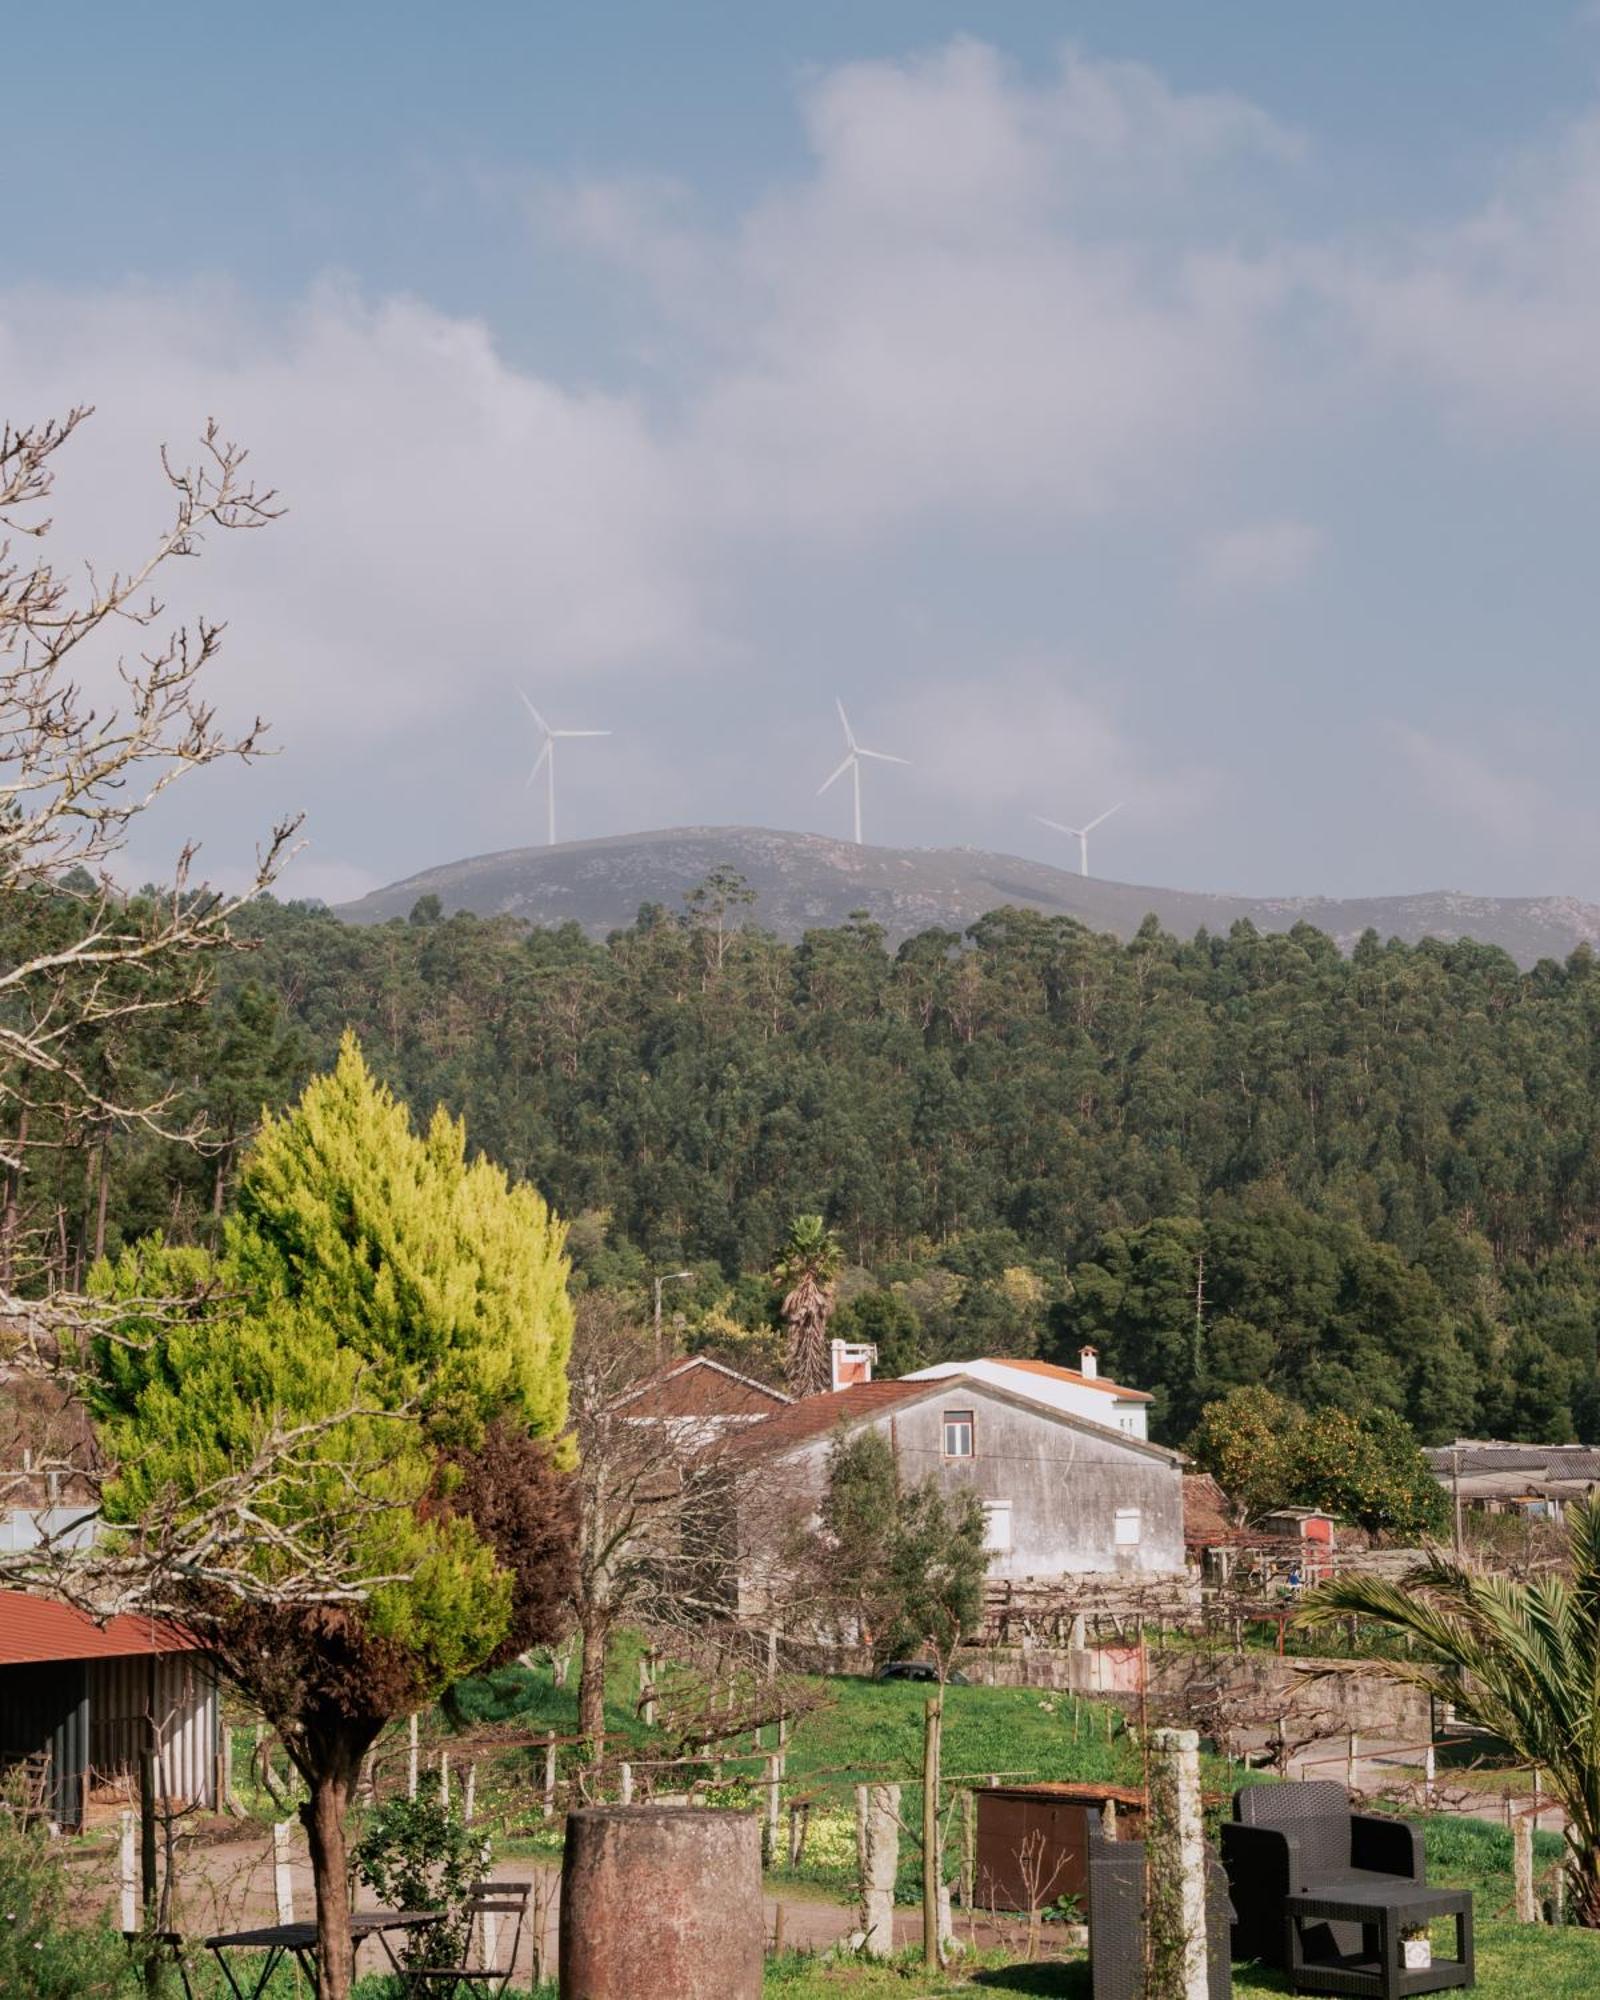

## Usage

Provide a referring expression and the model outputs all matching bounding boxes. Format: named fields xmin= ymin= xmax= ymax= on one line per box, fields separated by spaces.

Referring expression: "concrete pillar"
xmin=119 ymin=1811 xmax=137 ymax=1933
xmin=1513 ymin=1813 xmax=1537 ymax=1923
xmin=857 ymin=1782 xmax=900 ymax=1958
xmin=272 ymin=1820 xmax=295 ymax=1923
xmin=619 ymin=1762 xmax=633 ymax=1805
xmin=543 ymin=1734 xmax=557 ymax=1819
xmin=560 ymin=1806 xmax=763 ymax=1999
xmin=1147 ymin=1728 xmax=1207 ymax=2000
xmin=407 ymin=1713 xmax=419 ymax=1799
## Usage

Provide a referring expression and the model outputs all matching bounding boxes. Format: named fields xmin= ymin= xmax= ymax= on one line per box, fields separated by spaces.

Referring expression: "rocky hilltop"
xmin=336 ymin=827 xmax=1600 ymax=969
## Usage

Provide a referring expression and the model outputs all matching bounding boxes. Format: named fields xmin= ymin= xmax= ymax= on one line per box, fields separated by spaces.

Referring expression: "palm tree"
xmin=1296 ymin=1496 xmax=1600 ymax=1924
xmin=774 ymin=1214 xmax=842 ymax=1398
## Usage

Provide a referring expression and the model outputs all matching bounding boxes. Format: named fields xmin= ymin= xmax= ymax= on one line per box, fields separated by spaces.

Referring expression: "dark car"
xmin=874 ymin=1660 xmax=970 ymax=1685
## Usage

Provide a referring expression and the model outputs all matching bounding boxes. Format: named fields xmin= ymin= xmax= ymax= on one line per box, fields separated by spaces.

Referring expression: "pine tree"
xmin=88 ymin=1034 xmax=574 ymax=2000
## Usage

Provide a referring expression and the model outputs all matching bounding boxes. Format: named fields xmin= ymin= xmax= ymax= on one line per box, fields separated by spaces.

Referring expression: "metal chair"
xmin=1221 ymin=1781 xmax=1425 ymax=1970
xmin=1087 ymin=1833 xmax=1233 ymax=2000
xmin=406 ymin=1879 xmax=533 ymax=1997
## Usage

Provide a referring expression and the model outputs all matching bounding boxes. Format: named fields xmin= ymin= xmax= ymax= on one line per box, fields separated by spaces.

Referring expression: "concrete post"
xmin=272 ymin=1820 xmax=295 ymax=1923
xmin=1346 ymin=1732 xmax=1359 ymax=1793
xmin=119 ymin=1810 xmax=137 ymax=1933
xmin=858 ymin=1782 xmax=900 ymax=1958
xmin=559 ymin=1806 xmax=763 ymax=1999
xmin=465 ymin=1762 xmax=476 ymax=1824
xmin=407 ymin=1713 xmax=419 ymax=1799
xmin=543 ymin=1734 xmax=557 ymax=1819
xmin=439 ymin=1750 xmax=450 ymax=1809
xmin=619 ymin=1762 xmax=634 ymax=1805
xmin=640 ymin=1652 xmax=658 ymax=1729
xmin=1147 ymin=1728 xmax=1208 ymax=2000
xmin=1513 ymin=1812 xmax=1537 ymax=1923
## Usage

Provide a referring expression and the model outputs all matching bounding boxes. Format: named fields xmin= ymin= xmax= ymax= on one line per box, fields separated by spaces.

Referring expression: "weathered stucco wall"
xmin=880 ymin=1385 xmax=1185 ymax=1579
xmin=776 ymin=1381 xmax=1185 ymax=1581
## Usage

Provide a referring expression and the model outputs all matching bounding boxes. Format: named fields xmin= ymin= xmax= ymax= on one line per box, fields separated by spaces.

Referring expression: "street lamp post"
xmin=653 ymin=1270 xmax=692 ymax=1367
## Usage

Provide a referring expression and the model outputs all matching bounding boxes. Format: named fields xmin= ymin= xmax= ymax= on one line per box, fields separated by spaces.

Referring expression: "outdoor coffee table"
xmin=205 ymin=1908 xmax=444 ymax=1997
xmin=1283 ymin=1882 xmax=1473 ymax=1998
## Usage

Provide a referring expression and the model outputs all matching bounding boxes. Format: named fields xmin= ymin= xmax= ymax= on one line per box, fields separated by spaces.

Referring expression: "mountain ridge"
xmin=334 ymin=826 xmax=1600 ymax=969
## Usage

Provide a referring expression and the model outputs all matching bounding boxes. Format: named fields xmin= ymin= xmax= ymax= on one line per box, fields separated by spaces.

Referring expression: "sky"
xmin=9 ymin=3 xmax=1600 ymax=906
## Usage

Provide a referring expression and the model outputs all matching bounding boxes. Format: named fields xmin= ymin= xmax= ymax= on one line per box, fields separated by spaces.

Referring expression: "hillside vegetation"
xmin=15 ymin=880 xmax=1600 ymax=1444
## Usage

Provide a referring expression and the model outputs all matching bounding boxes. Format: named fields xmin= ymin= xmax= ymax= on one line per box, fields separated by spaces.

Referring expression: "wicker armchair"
xmin=1220 ymin=1781 xmax=1425 ymax=1970
xmin=1087 ymin=1834 xmax=1233 ymax=2000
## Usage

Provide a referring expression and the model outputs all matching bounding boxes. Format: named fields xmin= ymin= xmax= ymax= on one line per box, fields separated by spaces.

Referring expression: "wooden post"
xmin=772 ymin=1901 xmax=785 ymax=1953
xmin=407 ymin=1713 xmax=419 ymax=1799
xmin=959 ymin=1788 xmax=975 ymax=1908
xmin=787 ymin=1802 xmax=809 ymax=1868
xmin=439 ymin=1750 xmax=450 ymax=1809
xmin=464 ymin=1763 xmax=477 ymax=1824
xmin=923 ymin=1695 xmax=943 ymax=1972
xmin=640 ymin=1651 xmax=658 ymax=1729
xmin=272 ymin=1820 xmax=295 ymax=1923
xmin=1513 ymin=1811 xmax=1536 ymax=1923
xmin=542 ymin=1733 xmax=557 ymax=1819
xmin=764 ymin=1752 xmax=781 ymax=1866
xmin=138 ymin=1748 xmax=159 ymax=1932
xmin=119 ymin=1810 xmax=137 ymax=1934
xmin=1346 ymin=1732 xmax=1358 ymax=1793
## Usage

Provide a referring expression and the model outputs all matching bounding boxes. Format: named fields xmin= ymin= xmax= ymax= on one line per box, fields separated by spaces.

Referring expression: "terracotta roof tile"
xmin=731 ymin=1379 xmax=928 ymax=1454
xmin=985 ymin=1358 xmax=1152 ymax=1402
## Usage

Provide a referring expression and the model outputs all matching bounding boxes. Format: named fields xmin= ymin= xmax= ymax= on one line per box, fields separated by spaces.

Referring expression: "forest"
xmin=11 ymin=868 xmax=1600 ymax=1448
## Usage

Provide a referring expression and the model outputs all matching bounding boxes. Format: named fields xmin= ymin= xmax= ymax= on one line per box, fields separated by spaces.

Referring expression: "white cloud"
xmin=1385 ymin=722 xmax=1599 ymax=851
xmin=1191 ymin=519 xmax=1323 ymax=599
xmin=1316 ymin=108 xmax=1600 ymax=428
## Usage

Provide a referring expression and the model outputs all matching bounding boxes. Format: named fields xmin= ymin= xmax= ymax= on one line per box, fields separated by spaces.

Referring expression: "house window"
xmin=942 ymin=1410 xmax=975 ymax=1458
xmin=982 ymin=1501 xmax=1012 ymax=1553
xmin=1114 ymin=1507 xmax=1142 ymax=1548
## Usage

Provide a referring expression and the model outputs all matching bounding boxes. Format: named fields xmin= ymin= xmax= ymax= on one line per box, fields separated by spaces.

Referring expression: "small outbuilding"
xmin=0 ymin=1591 xmax=219 ymax=1829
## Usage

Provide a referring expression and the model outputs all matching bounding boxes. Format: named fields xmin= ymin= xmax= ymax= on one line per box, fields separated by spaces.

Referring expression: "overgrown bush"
xmin=0 ymin=1787 xmax=135 ymax=1998
xmin=354 ymin=1773 xmax=491 ymax=1971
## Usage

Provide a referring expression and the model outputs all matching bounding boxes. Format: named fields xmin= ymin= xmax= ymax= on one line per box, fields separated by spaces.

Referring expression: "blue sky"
xmin=11 ymin=4 xmax=1600 ymax=905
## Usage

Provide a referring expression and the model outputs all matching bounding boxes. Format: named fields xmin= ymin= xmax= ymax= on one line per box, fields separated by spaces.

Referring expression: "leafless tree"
xmin=566 ymin=1296 xmax=810 ymax=1761
xmin=0 ymin=408 xmax=298 ymax=1318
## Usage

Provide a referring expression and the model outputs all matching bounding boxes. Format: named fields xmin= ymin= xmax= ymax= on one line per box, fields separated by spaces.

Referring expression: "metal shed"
xmin=975 ymin=1781 xmax=1147 ymax=1912
xmin=0 ymin=1592 xmax=218 ymax=1829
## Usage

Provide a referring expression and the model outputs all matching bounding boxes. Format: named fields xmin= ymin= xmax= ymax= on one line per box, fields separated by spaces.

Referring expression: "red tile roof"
xmin=995 ymin=1358 xmax=1152 ymax=1403
xmin=0 ymin=1592 xmax=201 ymax=1666
xmin=730 ymin=1378 xmax=928 ymax=1453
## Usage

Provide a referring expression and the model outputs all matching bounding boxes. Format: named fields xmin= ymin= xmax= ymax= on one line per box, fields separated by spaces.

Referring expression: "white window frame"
xmin=1114 ymin=1506 xmax=1142 ymax=1548
xmin=981 ymin=1500 xmax=1012 ymax=1554
xmin=942 ymin=1409 xmax=975 ymax=1459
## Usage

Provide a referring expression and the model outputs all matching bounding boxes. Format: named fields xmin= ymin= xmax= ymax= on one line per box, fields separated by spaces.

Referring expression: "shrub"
xmin=354 ymin=1773 xmax=491 ymax=1971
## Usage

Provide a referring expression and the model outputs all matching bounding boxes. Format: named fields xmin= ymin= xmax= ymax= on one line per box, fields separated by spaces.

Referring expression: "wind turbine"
xmin=519 ymin=693 xmax=610 ymax=847
xmin=1035 ymin=802 xmax=1123 ymax=878
xmin=818 ymin=698 xmax=910 ymax=846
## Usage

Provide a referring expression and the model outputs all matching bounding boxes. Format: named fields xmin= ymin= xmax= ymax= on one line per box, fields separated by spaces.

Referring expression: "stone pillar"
xmin=857 ymin=1782 xmax=900 ymax=1958
xmin=1147 ymin=1728 xmax=1207 ymax=2000
xmin=560 ymin=1806 xmax=763 ymax=1999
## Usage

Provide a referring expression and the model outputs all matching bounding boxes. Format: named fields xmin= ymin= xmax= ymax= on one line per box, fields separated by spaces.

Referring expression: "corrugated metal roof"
xmin=0 ymin=1591 xmax=201 ymax=1665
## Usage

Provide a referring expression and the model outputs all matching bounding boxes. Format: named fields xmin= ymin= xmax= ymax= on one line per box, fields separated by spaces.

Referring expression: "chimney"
xmin=830 ymin=1340 xmax=877 ymax=1391
xmin=1079 ymin=1346 xmax=1099 ymax=1380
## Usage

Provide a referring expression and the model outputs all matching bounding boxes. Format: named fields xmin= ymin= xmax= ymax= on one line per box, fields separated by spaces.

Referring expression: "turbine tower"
xmin=519 ymin=693 xmax=610 ymax=847
xmin=1035 ymin=802 xmax=1123 ymax=878
xmin=818 ymin=698 xmax=909 ymax=845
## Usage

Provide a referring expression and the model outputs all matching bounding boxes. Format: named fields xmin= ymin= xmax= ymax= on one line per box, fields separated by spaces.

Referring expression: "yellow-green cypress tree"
xmin=87 ymin=1034 xmax=574 ymax=2000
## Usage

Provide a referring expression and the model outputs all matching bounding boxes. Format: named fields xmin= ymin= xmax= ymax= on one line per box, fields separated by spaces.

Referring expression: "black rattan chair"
xmin=1220 ymin=1781 xmax=1425 ymax=1970
xmin=1087 ymin=1833 xmax=1233 ymax=2000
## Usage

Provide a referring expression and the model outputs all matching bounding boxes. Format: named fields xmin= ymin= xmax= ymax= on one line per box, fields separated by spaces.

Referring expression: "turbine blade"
xmin=518 ymin=691 xmax=550 ymax=734
xmin=835 ymin=697 xmax=855 ymax=749
xmin=856 ymin=748 xmax=910 ymax=766
xmin=1034 ymin=817 xmax=1077 ymax=836
xmin=1083 ymin=802 xmax=1124 ymax=833
xmin=552 ymin=729 xmax=611 ymax=738
xmin=525 ymin=741 xmax=551 ymax=786
xmin=818 ymin=753 xmax=855 ymax=795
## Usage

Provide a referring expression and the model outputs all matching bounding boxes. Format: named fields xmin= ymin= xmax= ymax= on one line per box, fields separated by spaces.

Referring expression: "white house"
xmin=903 ymin=1348 xmax=1152 ymax=1442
